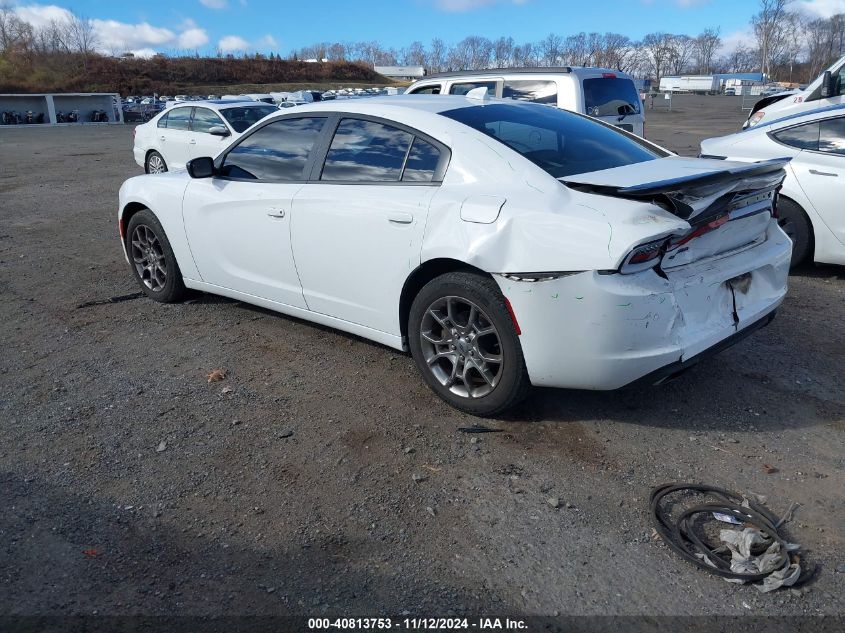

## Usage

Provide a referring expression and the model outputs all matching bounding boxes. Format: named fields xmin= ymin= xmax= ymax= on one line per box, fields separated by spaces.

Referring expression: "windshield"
xmin=583 ymin=77 xmax=641 ymax=117
xmin=221 ymin=105 xmax=279 ymax=132
xmin=440 ymin=103 xmax=661 ymax=179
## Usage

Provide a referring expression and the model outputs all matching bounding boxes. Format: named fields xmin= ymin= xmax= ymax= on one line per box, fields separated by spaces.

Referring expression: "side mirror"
xmin=186 ymin=156 xmax=215 ymax=179
xmin=821 ymin=70 xmax=835 ymax=98
xmin=208 ymin=125 xmax=230 ymax=137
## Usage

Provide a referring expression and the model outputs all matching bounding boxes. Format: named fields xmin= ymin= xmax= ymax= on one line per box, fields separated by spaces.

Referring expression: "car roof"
xmin=265 ymin=94 xmax=528 ymax=117
xmin=168 ymin=99 xmax=274 ymax=109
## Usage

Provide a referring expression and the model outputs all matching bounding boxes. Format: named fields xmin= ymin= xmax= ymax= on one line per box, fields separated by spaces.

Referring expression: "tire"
xmin=777 ymin=198 xmax=813 ymax=268
xmin=125 ymin=209 xmax=186 ymax=303
xmin=145 ymin=151 xmax=168 ymax=174
xmin=408 ymin=271 xmax=531 ymax=416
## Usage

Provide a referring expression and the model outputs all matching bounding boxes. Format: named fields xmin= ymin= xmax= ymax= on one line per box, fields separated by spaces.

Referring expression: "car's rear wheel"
xmin=409 ymin=271 xmax=530 ymax=416
xmin=126 ymin=209 xmax=186 ymax=303
xmin=145 ymin=151 xmax=167 ymax=174
xmin=777 ymin=198 xmax=813 ymax=267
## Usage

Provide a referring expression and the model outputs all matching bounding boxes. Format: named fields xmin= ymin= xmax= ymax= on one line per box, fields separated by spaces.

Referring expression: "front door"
xmin=181 ymin=116 xmax=329 ymax=308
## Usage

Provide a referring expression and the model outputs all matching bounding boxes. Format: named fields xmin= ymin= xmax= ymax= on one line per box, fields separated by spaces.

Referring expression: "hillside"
xmin=0 ymin=53 xmax=389 ymax=95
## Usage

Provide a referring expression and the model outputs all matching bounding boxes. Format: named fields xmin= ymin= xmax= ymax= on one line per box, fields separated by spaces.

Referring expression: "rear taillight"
xmin=667 ymin=214 xmax=729 ymax=251
xmin=620 ymin=238 xmax=668 ymax=274
xmin=602 ymin=72 xmax=617 ymax=79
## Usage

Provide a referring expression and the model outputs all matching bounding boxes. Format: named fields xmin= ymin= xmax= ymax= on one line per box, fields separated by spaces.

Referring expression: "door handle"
xmin=809 ymin=169 xmax=838 ymax=177
xmin=159 ymin=135 xmax=166 ymax=142
xmin=387 ymin=212 xmax=413 ymax=224
xmin=189 ymin=139 xmax=197 ymax=145
xmin=267 ymin=208 xmax=286 ymax=218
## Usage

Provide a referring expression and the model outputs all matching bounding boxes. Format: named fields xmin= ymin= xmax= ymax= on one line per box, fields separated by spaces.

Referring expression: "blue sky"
xmin=9 ymin=0 xmax=845 ymax=57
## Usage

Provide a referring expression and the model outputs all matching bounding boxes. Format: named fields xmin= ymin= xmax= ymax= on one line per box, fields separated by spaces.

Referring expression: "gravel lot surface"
xmin=0 ymin=94 xmax=843 ymax=620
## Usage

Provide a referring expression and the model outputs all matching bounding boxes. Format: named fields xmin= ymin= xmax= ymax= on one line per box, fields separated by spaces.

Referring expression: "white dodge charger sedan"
xmin=133 ymin=100 xmax=279 ymax=174
xmin=702 ymin=104 xmax=845 ymax=267
xmin=118 ymin=95 xmax=792 ymax=415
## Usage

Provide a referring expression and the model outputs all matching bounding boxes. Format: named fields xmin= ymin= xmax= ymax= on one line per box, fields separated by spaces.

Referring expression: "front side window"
xmin=582 ymin=77 xmax=641 ymax=117
xmin=818 ymin=117 xmax=845 ymax=155
xmin=771 ymin=122 xmax=820 ymax=150
xmin=441 ymin=103 xmax=662 ymax=179
xmin=221 ymin=105 xmax=279 ymax=133
xmin=165 ymin=107 xmax=192 ymax=131
xmin=192 ymin=107 xmax=226 ymax=133
xmin=220 ymin=117 xmax=326 ymax=181
xmin=321 ymin=119 xmax=413 ymax=182
xmin=502 ymin=80 xmax=558 ymax=105
xmin=411 ymin=85 xmax=442 ymax=95
xmin=449 ymin=81 xmax=497 ymax=96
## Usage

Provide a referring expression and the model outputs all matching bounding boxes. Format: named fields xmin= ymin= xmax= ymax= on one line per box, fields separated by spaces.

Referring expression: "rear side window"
xmin=441 ymin=103 xmax=661 ymax=179
xmin=220 ymin=117 xmax=325 ymax=181
xmin=157 ymin=112 xmax=169 ymax=128
xmin=818 ymin=117 xmax=845 ymax=155
xmin=165 ymin=107 xmax=192 ymax=131
xmin=321 ymin=119 xmax=413 ymax=182
xmin=402 ymin=138 xmax=441 ymax=182
xmin=502 ymin=80 xmax=558 ymax=105
xmin=582 ymin=77 xmax=641 ymax=116
xmin=191 ymin=107 xmax=226 ymax=133
xmin=449 ymin=81 xmax=497 ymax=96
xmin=771 ymin=122 xmax=820 ymax=150
xmin=410 ymin=85 xmax=441 ymax=95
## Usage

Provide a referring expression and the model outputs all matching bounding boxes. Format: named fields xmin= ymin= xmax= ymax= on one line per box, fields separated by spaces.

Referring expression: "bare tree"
xmin=694 ymin=28 xmax=720 ymax=74
xmin=538 ymin=32 xmax=563 ymax=66
xmin=641 ymin=32 xmax=675 ymax=79
xmin=668 ymin=34 xmax=696 ymax=74
xmin=66 ymin=11 xmax=98 ymax=65
xmin=493 ymin=36 xmax=514 ymax=68
xmin=427 ymin=37 xmax=447 ymax=73
xmin=753 ymin=0 xmax=793 ymax=79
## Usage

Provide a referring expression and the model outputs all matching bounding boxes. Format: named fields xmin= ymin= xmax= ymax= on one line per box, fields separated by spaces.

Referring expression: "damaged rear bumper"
xmin=495 ymin=219 xmax=791 ymax=390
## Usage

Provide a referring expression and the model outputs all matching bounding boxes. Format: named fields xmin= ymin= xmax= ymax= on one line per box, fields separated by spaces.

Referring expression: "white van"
xmin=405 ymin=67 xmax=645 ymax=136
xmin=744 ymin=53 xmax=845 ymax=129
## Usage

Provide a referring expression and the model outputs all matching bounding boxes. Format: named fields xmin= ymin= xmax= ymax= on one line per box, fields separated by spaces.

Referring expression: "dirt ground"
xmin=0 ymin=94 xmax=843 ymax=623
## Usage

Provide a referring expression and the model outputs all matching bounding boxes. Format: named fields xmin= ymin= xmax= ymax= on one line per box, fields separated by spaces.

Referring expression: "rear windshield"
xmin=221 ymin=105 xmax=279 ymax=132
xmin=440 ymin=103 xmax=661 ymax=178
xmin=583 ymin=77 xmax=641 ymax=117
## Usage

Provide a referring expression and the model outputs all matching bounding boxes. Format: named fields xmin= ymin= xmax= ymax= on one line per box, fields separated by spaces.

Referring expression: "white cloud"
xmin=796 ymin=0 xmax=845 ymax=18
xmin=218 ymin=35 xmax=250 ymax=52
xmin=434 ymin=0 xmax=528 ymax=12
xmin=11 ymin=3 xmax=210 ymax=54
xmin=257 ymin=34 xmax=278 ymax=48
xmin=178 ymin=27 xmax=210 ymax=49
xmin=676 ymin=0 xmax=710 ymax=7
xmin=718 ymin=27 xmax=755 ymax=56
xmin=200 ymin=0 xmax=228 ymax=8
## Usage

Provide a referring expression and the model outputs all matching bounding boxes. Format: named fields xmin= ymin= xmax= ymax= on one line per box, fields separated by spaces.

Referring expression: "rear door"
xmin=580 ymin=74 xmax=645 ymax=136
xmin=291 ymin=116 xmax=446 ymax=334
xmin=787 ymin=116 xmax=845 ymax=245
xmin=157 ymin=106 xmax=194 ymax=170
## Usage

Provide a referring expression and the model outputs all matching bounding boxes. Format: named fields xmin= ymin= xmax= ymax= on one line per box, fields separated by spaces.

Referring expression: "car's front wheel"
xmin=126 ymin=209 xmax=186 ymax=303
xmin=145 ymin=151 xmax=167 ymax=174
xmin=409 ymin=271 xmax=530 ymax=416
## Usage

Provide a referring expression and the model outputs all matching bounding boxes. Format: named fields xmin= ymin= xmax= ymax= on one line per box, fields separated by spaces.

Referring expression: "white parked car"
xmin=119 ymin=95 xmax=791 ymax=415
xmin=133 ymin=100 xmax=278 ymax=173
xmin=406 ymin=67 xmax=645 ymax=136
xmin=702 ymin=104 xmax=845 ymax=266
xmin=744 ymin=53 xmax=845 ymax=129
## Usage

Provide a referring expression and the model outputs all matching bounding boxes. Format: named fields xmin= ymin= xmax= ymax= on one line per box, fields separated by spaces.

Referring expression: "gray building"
xmin=374 ymin=65 xmax=425 ymax=80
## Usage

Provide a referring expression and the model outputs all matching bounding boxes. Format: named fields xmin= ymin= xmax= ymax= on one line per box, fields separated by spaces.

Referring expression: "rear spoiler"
xmin=562 ymin=158 xmax=790 ymax=224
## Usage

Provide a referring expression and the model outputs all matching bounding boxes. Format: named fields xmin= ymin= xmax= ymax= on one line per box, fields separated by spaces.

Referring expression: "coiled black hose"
xmin=650 ymin=483 xmax=793 ymax=581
